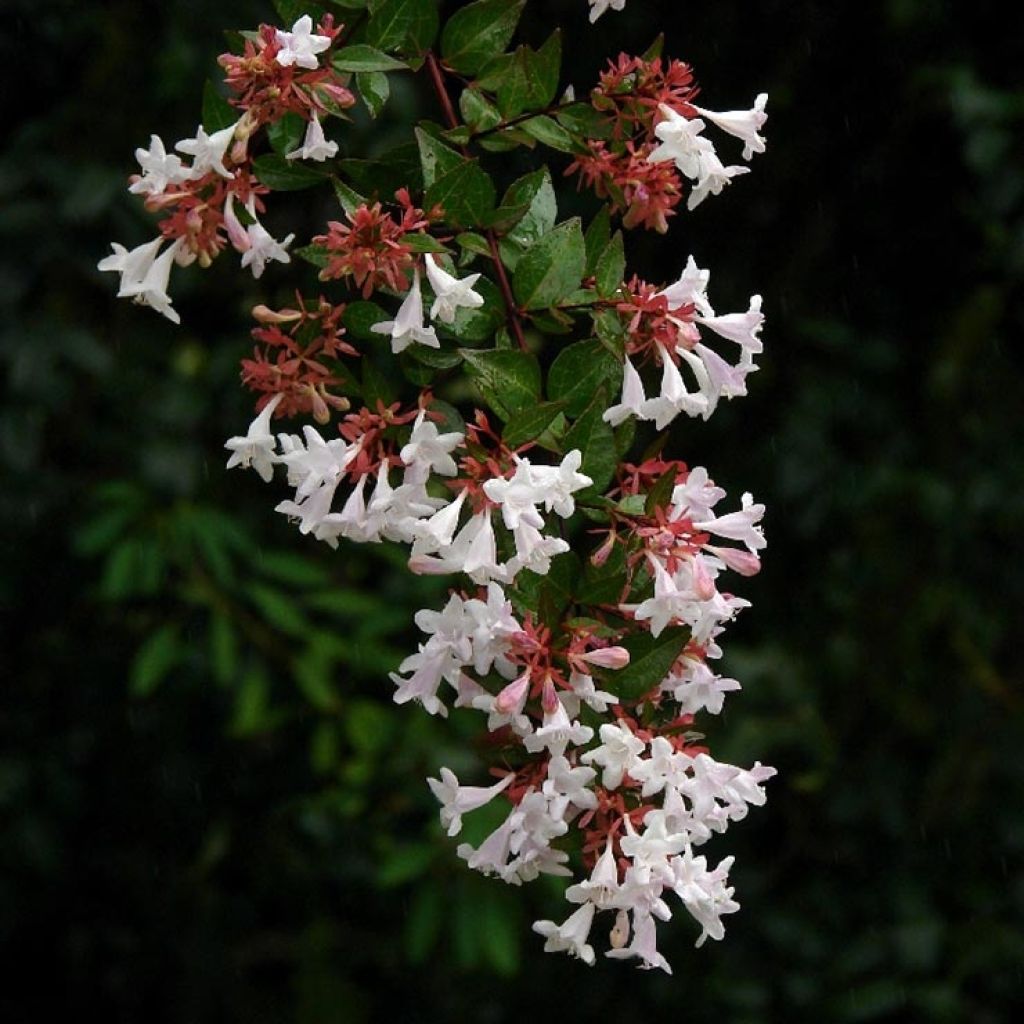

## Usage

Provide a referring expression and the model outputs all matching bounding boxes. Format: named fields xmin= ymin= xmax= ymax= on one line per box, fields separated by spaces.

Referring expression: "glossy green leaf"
xmin=356 ymin=70 xmax=390 ymax=117
xmin=595 ymin=231 xmax=626 ymax=297
xmin=512 ymin=217 xmax=585 ymax=310
xmin=548 ymin=339 xmax=621 ymax=417
xmin=615 ymin=626 xmax=690 ymax=701
xmin=562 ymin=389 xmax=617 ymax=493
xmin=415 ymin=127 xmax=463 ymax=188
xmin=501 ymin=400 xmax=567 ymax=448
xmin=252 ymin=154 xmax=329 ymax=190
xmin=202 ymin=80 xmax=237 ymax=131
xmin=441 ymin=0 xmax=525 ymax=75
xmin=424 ymin=160 xmax=496 ymax=228
xmin=367 ymin=0 xmax=439 ymax=54
xmin=332 ymin=44 xmax=407 ymax=72
xmin=459 ymin=348 xmax=541 ymax=420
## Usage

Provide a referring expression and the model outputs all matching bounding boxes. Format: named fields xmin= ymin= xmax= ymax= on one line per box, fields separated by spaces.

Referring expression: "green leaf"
xmin=362 ymin=354 xmax=397 ymax=409
xmin=556 ymin=103 xmax=613 ymax=140
xmin=502 ymin=400 xmax=567 ymax=449
xmin=441 ymin=0 xmax=525 ymax=75
xmin=367 ymin=0 xmax=439 ymax=54
xmin=333 ymin=178 xmax=367 ymax=217
xmin=520 ymin=115 xmax=575 ymax=152
xmin=456 ymin=231 xmax=492 ymax=259
xmin=405 ymin=885 xmax=443 ymax=963
xmin=441 ymin=277 xmax=504 ymax=342
xmin=209 ymin=613 xmax=238 ymax=686
xmin=356 ymin=70 xmax=391 ymax=116
xmin=562 ymin=389 xmax=617 ymax=494
xmin=400 ymin=232 xmax=449 ymax=253
xmin=645 ymin=467 xmax=677 ymax=516
xmin=294 ymin=244 xmax=328 ymax=270
xmin=595 ymin=231 xmax=626 ymax=297
xmin=202 ymin=80 xmax=237 ymax=131
xmin=459 ymin=348 xmax=541 ymax=420
xmin=266 ymin=112 xmax=306 ymax=156
xmin=460 ymin=87 xmax=501 ymax=131
xmin=530 ymin=30 xmax=562 ymax=107
xmin=615 ymin=626 xmax=690 ymax=701
xmin=332 ymin=43 xmax=407 ymax=71
xmin=512 ymin=218 xmax=585 ymax=310
xmin=131 ymin=624 xmax=180 ymax=697
xmin=584 ymin=207 xmax=611 ymax=275
xmin=415 ymin=127 xmax=463 ymax=188
xmin=490 ymin=167 xmax=556 ymax=241
xmin=343 ymin=300 xmax=391 ymax=341
xmin=252 ymin=154 xmax=329 ymax=191
xmin=425 ymin=160 xmax=496 ymax=228
xmin=249 ymin=583 xmax=310 ymax=636
xmin=548 ymin=339 xmax=621 ymax=417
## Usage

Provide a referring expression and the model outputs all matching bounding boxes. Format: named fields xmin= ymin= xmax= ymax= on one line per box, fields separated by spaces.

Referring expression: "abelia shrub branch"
xmin=100 ymin=0 xmax=775 ymax=973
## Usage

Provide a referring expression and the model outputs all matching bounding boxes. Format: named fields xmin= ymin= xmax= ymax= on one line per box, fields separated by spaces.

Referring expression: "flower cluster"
xmin=101 ymin=2 xmax=777 ymax=974
xmin=568 ymin=51 xmax=768 ymax=228
xmin=98 ymin=15 xmax=352 ymax=322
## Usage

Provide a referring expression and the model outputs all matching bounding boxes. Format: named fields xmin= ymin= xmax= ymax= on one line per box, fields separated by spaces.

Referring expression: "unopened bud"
xmin=495 ymin=671 xmax=531 ymax=717
xmin=609 ymin=910 xmax=630 ymax=950
xmin=590 ymin=531 xmax=616 ymax=568
xmin=540 ymin=675 xmax=560 ymax=715
xmin=310 ymin=389 xmax=330 ymax=425
xmin=581 ymin=646 xmax=631 ymax=671
xmin=692 ymin=555 xmax=716 ymax=601
xmin=252 ymin=304 xmax=303 ymax=325
xmin=706 ymin=545 xmax=762 ymax=577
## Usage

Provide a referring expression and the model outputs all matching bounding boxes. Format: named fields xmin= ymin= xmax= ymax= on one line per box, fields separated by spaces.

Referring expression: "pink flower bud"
xmin=252 ymin=304 xmax=303 ymax=325
xmin=580 ymin=647 xmax=631 ymax=671
xmin=706 ymin=545 xmax=762 ymax=577
xmin=495 ymin=670 xmax=531 ymax=716
xmin=540 ymin=674 xmax=560 ymax=715
xmin=590 ymin=531 xmax=617 ymax=568
xmin=692 ymin=554 xmax=716 ymax=601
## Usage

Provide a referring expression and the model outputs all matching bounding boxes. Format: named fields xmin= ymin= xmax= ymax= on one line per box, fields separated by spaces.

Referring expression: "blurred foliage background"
xmin=2 ymin=0 xmax=1023 ymax=1020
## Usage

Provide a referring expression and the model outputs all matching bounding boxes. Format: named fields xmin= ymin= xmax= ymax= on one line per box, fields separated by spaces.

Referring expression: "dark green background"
xmin=2 ymin=1 xmax=1022 ymax=1020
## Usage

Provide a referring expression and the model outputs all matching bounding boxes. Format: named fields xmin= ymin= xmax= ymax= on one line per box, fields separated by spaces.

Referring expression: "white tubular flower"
xmin=425 ymin=254 xmax=484 ymax=324
xmin=587 ymin=0 xmax=627 ymax=23
xmin=277 ymin=425 xmax=355 ymax=500
xmin=400 ymin=408 xmax=462 ymax=478
xmin=631 ymin=557 xmax=691 ymax=638
xmin=665 ymin=660 xmax=741 ymax=716
xmin=602 ymin=355 xmax=647 ymax=426
xmin=620 ymin=810 xmax=687 ymax=873
xmin=529 ymin=449 xmax=593 ymax=518
xmin=371 ymin=270 xmax=440 ymax=354
xmin=648 ymin=105 xmax=709 ymax=179
xmin=685 ymin=149 xmax=751 ymax=211
xmin=275 ymin=15 xmax=331 ymax=69
xmin=670 ymin=465 xmax=726 ymax=521
xmin=605 ymin=908 xmax=673 ymax=973
xmin=532 ymin=903 xmax=597 ymax=965
xmin=224 ymin=394 xmax=283 ymax=482
xmin=523 ymin=699 xmax=594 ymax=757
xmin=114 ymin=238 xmax=184 ymax=324
xmin=693 ymin=491 xmax=767 ymax=553
xmin=285 ymin=112 xmax=338 ymax=162
xmin=565 ymin=840 xmax=621 ymax=908
xmin=411 ymin=489 xmax=467 ymax=553
xmin=243 ymin=221 xmax=294 ymax=280
xmin=671 ymin=849 xmax=740 ymax=947
xmin=129 ymin=134 xmax=188 ymax=195
xmin=658 ymin=255 xmax=714 ymax=317
xmin=580 ymin=722 xmax=646 ymax=790
xmin=457 ymin=810 xmax=516 ymax=876
xmin=693 ymin=93 xmax=769 ymax=160
xmin=98 ymin=236 xmax=163 ymax=294
xmin=390 ymin=645 xmax=450 ymax=717
xmin=426 ymin=767 xmax=514 ymax=837
xmin=542 ymin=756 xmax=598 ymax=819
xmin=638 ymin=346 xmax=708 ymax=428
xmin=698 ymin=294 xmax=765 ymax=353
xmin=176 ymin=121 xmax=238 ymax=179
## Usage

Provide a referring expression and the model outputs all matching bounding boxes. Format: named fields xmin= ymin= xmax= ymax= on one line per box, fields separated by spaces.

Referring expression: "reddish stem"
xmin=424 ymin=51 xmax=528 ymax=353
